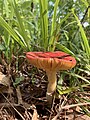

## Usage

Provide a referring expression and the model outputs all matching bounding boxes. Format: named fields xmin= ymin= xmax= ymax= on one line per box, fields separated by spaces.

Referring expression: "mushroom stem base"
xmin=46 ymin=71 xmax=57 ymax=103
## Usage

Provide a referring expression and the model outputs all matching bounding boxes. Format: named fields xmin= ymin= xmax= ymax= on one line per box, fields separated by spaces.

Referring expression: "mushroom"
xmin=26 ymin=51 xmax=76 ymax=103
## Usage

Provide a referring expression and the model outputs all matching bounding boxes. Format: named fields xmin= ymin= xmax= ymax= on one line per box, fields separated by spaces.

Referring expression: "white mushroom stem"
xmin=46 ymin=70 xmax=57 ymax=103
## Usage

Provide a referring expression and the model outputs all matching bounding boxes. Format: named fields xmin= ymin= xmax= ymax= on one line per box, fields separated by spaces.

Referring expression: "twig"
xmin=61 ymin=102 xmax=90 ymax=110
xmin=52 ymin=102 xmax=90 ymax=120
xmin=1 ymin=93 xmax=25 ymax=120
xmin=16 ymin=85 xmax=23 ymax=105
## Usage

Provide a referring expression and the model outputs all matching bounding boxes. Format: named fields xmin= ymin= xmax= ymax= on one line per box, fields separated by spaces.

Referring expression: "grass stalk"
xmin=9 ymin=0 xmax=30 ymax=50
xmin=49 ymin=0 xmax=59 ymax=51
xmin=39 ymin=0 xmax=48 ymax=51
xmin=72 ymin=9 xmax=90 ymax=59
xmin=0 ymin=16 xmax=26 ymax=48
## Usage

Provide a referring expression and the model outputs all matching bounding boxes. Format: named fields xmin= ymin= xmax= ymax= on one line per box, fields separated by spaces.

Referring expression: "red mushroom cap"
xmin=26 ymin=51 xmax=76 ymax=71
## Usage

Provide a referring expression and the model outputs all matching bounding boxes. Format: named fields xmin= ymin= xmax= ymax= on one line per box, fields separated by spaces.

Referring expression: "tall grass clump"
xmin=0 ymin=0 xmax=89 ymax=77
xmin=0 ymin=0 xmax=60 ymax=56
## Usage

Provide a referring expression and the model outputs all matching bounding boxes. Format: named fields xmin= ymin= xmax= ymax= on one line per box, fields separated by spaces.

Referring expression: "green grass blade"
xmin=66 ymin=72 xmax=90 ymax=84
xmin=9 ymin=0 xmax=30 ymax=49
xmin=50 ymin=0 xmax=59 ymax=36
xmin=56 ymin=43 xmax=75 ymax=55
xmin=81 ymin=0 xmax=89 ymax=7
xmin=0 ymin=16 xmax=25 ymax=48
xmin=57 ymin=84 xmax=89 ymax=95
xmin=49 ymin=0 xmax=59 ymax=51
xmin=4 ymin=0 xmax=9 ymax=18
xmin=39 ymin=0 xmax=48 ymax=51
xmin=72 ymin=9 xmax=90 ymax=59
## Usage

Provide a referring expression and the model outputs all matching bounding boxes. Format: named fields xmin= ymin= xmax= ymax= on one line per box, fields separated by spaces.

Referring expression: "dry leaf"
xmin=32 ymin=105 xmax=39 ymax=120
xmin=0 ymin=72 xmax=10 ymax=86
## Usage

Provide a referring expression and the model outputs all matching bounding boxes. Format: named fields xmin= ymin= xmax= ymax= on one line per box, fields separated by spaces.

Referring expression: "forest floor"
xmin=0 ymin=59 xmax=90 ymax=120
